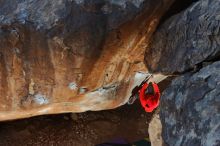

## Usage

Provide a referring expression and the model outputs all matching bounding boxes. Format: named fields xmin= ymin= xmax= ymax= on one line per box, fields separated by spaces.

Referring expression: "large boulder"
xmin=160 ymin=61 xmax=220 ymax=146
xmin=144 ymin=0 xmax=220 ymax=145
xmin=0 ymin=0 xmax=174 ymax=121
xmin=145 ymin=0 xmax=220 ymax=74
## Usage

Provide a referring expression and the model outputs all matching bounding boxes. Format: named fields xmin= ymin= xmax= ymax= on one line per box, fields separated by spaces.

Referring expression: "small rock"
xmin=63 ymin=116 xmax=69 ymax=120
xmin=70 ymin=113 xmax=78 ymax=121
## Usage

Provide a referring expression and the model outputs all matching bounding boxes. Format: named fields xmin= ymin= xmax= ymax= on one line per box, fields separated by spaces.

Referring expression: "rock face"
xmin=145 ymin=0 xmax=220 ymax=74
xmin=148 ymin=113 xmax=163 ymax=146
xmin=161 ymin=61 xmax=220 ymax=146
xmin=0 ymin=0 xmax=174 ymax=121
xmin=145 ymin=0 xmax=220 ymax=146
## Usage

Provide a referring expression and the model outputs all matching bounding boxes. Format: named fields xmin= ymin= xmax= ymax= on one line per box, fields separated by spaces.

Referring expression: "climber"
xmin=97 ymin=75 xmax=159 ymax=146
xmin=139 ymin=82 xmax=160 ymax=112
xmin=128 ymin=75 xmax=160 ymax=112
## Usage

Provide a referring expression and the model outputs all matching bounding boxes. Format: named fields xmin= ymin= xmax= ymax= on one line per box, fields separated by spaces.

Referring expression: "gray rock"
xmin=0 ymin=0 xmax=146 ymax=30
xmin=160 ymin=61 xmax=220 ymax=146
xmin=145 ymin=0 xmax=220 ymax=74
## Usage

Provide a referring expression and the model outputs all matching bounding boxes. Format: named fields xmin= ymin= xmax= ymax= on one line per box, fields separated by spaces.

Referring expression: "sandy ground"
xmin=0 ymin=101 xmax=153 ymax=146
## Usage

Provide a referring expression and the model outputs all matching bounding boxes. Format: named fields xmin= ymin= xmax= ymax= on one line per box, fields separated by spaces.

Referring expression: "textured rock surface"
xmin=160 ymin=61 xmax=220 ymax=146
xmin=144 ymin=0 xmax=220 ymax=145
xmin=145 ymin=0 xmax=220 ymax=74
xmin=148 ymin=112 xmax=163 ymax=146
xmin=0 ymin=0 xmax=174 ymax=121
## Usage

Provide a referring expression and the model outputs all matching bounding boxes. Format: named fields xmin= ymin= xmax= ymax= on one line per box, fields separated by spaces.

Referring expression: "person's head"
xmin=145 ymin=82 xmax=155 ymax=96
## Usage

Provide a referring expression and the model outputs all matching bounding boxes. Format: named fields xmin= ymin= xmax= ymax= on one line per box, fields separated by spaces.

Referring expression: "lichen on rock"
xmin=145 ymin=0 xmax=220 ymax=74
xmin=160 ymin=61 xmax=220 ymax=146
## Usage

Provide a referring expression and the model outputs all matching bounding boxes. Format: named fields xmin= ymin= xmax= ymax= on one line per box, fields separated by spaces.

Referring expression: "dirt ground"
xmin=0 ymin=101 xmax=154 ymax=146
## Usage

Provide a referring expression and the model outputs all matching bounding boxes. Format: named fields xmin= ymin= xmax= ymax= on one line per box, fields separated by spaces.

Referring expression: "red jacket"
xmin=139 ymin=82 xmax=160 ymax=112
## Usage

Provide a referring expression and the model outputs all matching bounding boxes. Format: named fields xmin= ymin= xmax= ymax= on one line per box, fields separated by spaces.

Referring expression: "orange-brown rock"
xmin=0 ymin=0 xmax=173 ymax=121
